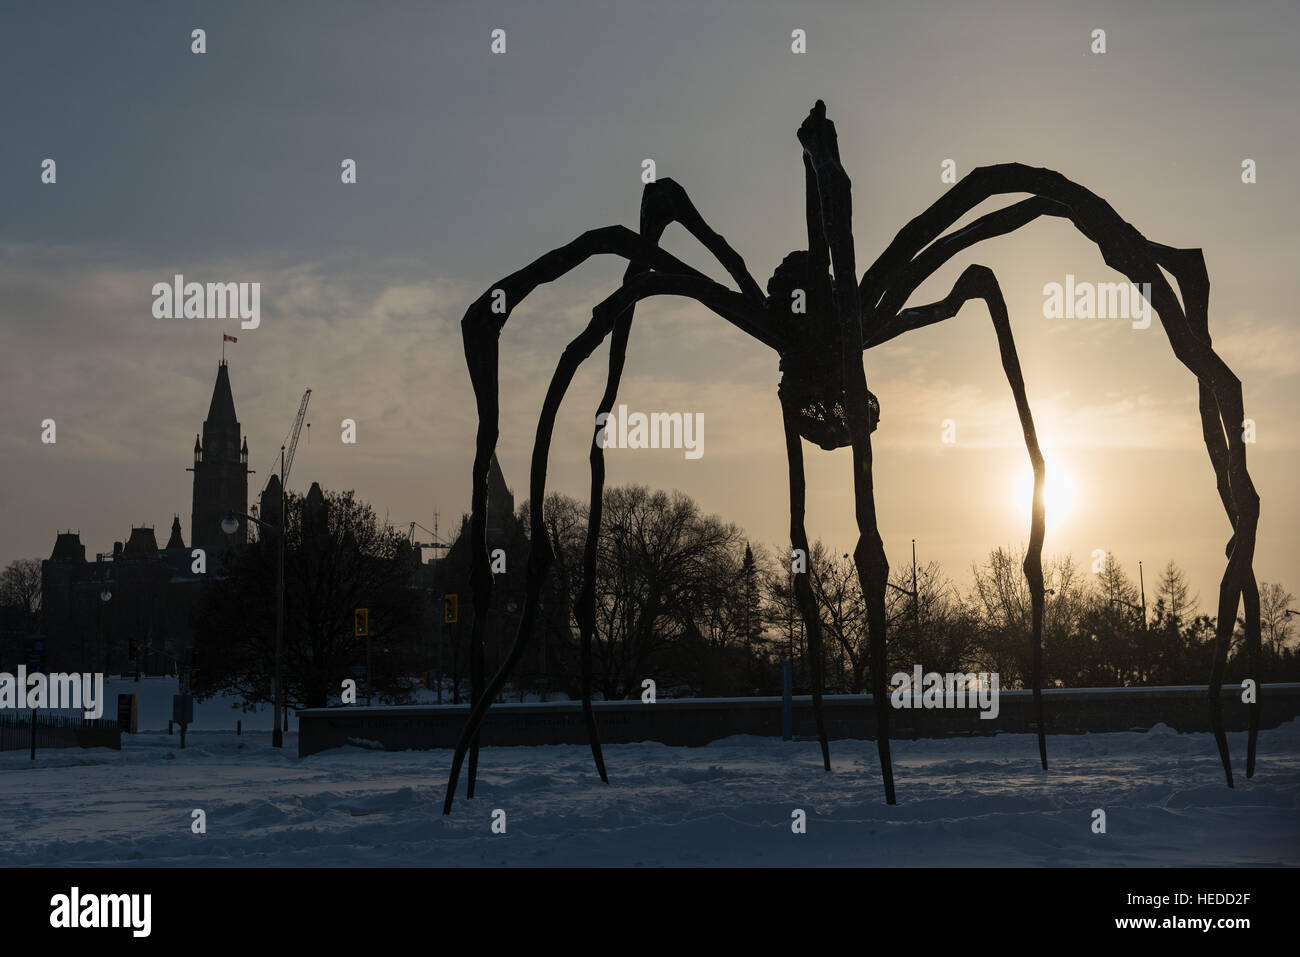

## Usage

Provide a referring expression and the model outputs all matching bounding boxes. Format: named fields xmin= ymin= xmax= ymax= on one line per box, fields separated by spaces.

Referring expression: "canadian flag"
xmin=223 ymin=334 xmax=237 ymax=343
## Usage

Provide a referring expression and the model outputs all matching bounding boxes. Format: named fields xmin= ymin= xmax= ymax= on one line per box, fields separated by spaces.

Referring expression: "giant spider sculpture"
xmin=442 ymin=100 xmax=1262 ymax=813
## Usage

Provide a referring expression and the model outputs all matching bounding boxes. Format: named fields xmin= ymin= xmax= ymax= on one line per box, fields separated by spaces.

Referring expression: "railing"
xmin=0 ymin=710 xmax=122 ymax=752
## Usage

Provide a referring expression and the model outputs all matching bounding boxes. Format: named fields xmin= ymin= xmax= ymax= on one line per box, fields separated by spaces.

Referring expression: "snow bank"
xmin=0 ymin=715 xmax=1295 ymax=867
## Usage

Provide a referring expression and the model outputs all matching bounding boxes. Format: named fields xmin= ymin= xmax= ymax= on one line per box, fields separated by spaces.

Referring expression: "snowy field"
xmin=1 ymin=696 xmax=1296 ymax=866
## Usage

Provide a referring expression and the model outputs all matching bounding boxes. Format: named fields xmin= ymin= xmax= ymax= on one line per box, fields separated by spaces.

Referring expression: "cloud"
xmin=1212 ymin=310 xmax=1300 ymax=379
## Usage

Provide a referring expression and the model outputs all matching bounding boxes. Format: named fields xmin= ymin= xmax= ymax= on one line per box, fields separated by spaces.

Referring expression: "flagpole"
xmin=222 ymin=334 xmax=225 ymax=363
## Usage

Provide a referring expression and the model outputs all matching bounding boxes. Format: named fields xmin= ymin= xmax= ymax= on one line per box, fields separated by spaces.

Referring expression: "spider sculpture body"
xmin=442 ymin=100 xmax=1262 ymax=813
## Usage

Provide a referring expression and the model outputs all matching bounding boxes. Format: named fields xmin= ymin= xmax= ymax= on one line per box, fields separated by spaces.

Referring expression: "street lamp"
xmin=222 ymin=506 xmax=286 ymax=749
xmin=99 ymin=585 xmax=111 ymax=677
xmin=1108 ymin=560 xmax=1148 ymax=633
xmin=883 ymin=539 xmax=922 ymax=641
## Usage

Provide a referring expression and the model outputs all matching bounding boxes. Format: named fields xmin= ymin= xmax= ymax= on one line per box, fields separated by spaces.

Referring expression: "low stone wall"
xmin=297 ymin=683 xmax=1300 ymax=757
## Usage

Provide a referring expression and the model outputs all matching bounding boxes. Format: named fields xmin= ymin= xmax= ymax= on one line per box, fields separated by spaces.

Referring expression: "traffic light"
xmin=128 ymin=638 xmax=137 ymax=661
xmin=354 ymin=608 xmax=369 ymax=637
xmin=189 ymin=650 xmax=200 ymax=692
xmin=443 ymin=594 xmax=458 ymax=624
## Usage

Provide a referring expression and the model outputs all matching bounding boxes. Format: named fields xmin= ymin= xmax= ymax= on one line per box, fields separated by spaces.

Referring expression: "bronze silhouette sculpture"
xmin=442 ymin=100 xmax=1262 ymax=813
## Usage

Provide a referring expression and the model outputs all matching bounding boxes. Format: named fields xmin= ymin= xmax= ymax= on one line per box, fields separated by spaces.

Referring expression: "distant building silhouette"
xmin=29 ymin=361 xmax=523 ymax=685
xmin=35 ymin=362 xmax=258 ymax=675
xmin=423 ymin=454 xmax=529 ymax=699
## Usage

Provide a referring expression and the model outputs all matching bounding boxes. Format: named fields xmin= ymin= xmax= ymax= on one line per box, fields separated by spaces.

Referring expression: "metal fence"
xmin=0 ymin=710 xmax=122 ymax=752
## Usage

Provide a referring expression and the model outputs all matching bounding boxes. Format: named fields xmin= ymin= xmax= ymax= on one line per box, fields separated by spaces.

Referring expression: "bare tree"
xmin=0 ymin=559 xmax=42 ymax=617
xmin=1257 ymin=582 xmax=1296 ymax=656
xmin=590 ymin=485 xmax=742 ymax=699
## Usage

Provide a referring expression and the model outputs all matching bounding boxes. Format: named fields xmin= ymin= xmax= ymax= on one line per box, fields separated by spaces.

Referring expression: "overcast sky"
xmin=2 ymin=0 xmax=1296 ymax=614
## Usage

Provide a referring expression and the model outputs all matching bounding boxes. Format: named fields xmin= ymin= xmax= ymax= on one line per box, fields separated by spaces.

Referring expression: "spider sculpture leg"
xmin=445 ymin=270 xmax=774 ymax=814
xmin=1242 ymin=577 xmax=1262 ymax=774
xmin=798 ymin=101 xmax=896 ymax=803
xmin=780 ymin=401 xmax=832 ymax=771
xmin=858 ymin=162 xmax=1259 ymax=787
xmin=871 ymin=201 xmax=1265 ymax=777
xmin=454 ymin=228 xmax=708 ymax=801
xmin=887 ymin=263 xmax=1050 ymax=769
xmin=448 ymin=216 xmax=775 ymax=809
xmin=574 ymin=178 xmax=765 ymax=785
xmin=774 ymin=149 xmax=842 ymax=773
xmin=1148 ymin=244 xmax=1263 ymax=777
xmin=574 ymin=311 xmax=627 ymax=785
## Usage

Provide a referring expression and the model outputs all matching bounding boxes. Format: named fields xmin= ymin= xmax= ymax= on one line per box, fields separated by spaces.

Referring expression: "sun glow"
xmin=1012 ymin=455 xmax=1077 ymax=531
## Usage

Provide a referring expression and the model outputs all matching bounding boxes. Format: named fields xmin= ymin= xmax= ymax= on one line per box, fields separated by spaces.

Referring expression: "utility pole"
xmin=437 ymin=614 xmax=445 ymax=704
xmin=404 ymin=518 xmax=448 ymax=704
xmin=1138 ymin=560 xmax=1147 ymax=628
xmin=887 ymin=538 xmax=921 ymax=641
xmin=1110 ymin=561 xmax=1147 ymax=631
xmin=222 ymin=483 xmax=285 ymax=747
xmin=274 ymin=446 xmax=286 ymax=745
xmin=538 ymin=608 xmax=548 ymax=703
xmin=911 ymin=538 xmax=920 ymax=643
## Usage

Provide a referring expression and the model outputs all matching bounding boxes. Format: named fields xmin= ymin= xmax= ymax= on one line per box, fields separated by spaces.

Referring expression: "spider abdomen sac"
xmin=778 ymin=351 xmax=879 ymax=449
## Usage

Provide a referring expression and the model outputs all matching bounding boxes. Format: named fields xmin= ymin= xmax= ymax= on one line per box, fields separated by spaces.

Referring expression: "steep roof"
xmin=50 ymin=532 xmax=85 ymax=563
xmin=123 ymin=526 xmax=159 ymax=557
xmin=260 ymin=473 xmax=283 ymax=527
xmin=205 ymin=361 xmax=239 ymax=428
xmin=487 ymin=453 xmax=512 ymax=500
xmin=304 ymin=481 xmax=328 ymax=531
xmin=165 ymin=516 xmax=185 ymax=549
xmin=486 ymin=453 xmax=515 ymax=533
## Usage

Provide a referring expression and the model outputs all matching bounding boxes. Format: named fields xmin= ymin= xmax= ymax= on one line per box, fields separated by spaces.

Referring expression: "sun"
xmin=1012 ymin=454 xmax=1077 ymax=530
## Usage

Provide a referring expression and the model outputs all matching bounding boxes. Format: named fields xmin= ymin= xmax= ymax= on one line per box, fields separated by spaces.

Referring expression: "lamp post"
xmin=1109 ymin=561 xmax=1148 ymax=632
xmin=99 ymin=584 xmax=111 ymax=677
xmin=502 ymin=597 xmax=520 ymax=703
xmin=222 ymin=505 xmax=285 ymax=749
xmin=884 ymin=539 xmax=922 ymax=642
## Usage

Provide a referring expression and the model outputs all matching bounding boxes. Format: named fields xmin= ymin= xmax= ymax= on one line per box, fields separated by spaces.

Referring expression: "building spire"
xmin=192 ymin=361 xmax=249 ymax=550
xmin=206 ymin=361 xmax=239 ymax=429
xmin=486 ymin=453 xmax=514 ymax=537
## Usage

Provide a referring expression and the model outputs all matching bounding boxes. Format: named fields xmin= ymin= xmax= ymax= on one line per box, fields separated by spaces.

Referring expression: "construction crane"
xmin=407 ymin=519 xmax=450 ymax=560
xmin=261 ymin=388 xmax=312 ymax=496
xmin=282 ymin=389 xmax=311 ymax=489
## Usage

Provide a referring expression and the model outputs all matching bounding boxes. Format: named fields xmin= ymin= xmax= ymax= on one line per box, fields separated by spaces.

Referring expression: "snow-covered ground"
xmin=1 ymin=702 xmax=1296 ymax=866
